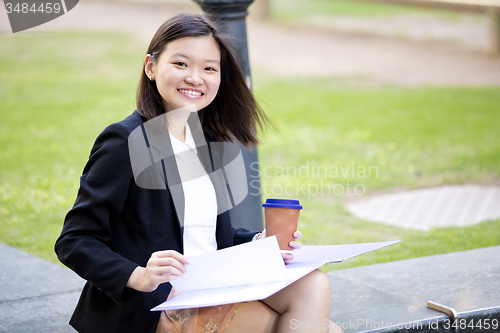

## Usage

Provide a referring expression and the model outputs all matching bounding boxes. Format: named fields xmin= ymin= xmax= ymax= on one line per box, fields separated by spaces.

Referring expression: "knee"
xmin=303 ymin=269 xmax=332 ymax=302
xmin=310 ymin=269 xmax=331 ymax=291
xmin=288 ymin=269 xmax=332 ymax=315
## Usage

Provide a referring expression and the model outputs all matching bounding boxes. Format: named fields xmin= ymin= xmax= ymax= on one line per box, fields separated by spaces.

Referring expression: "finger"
xmin=153 ymin=257 xmax=188 ymax=273
xmin=293 ymin=230 xmax=302 ymax=239
xmin=289 ymin=241 xmax=302 ymax=249
xmin=167 ymin=287 xmax=181 ymax=301
xmin=153 ymin=273 xmax=179 ymax=286
xmin=147 ymin=256 xmax=187 ymax=274
xmin=153 ymin=250 xmax=190 ymax=264
xmin=153 ymin=250 xmax=191 ymax=265
xmin=154 ymin=265 xmax=185 ymax=277
xmin=284 ymin=253 xmax=294 ymax=264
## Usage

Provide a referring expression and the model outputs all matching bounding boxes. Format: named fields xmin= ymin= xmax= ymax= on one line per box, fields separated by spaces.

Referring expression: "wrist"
xmin=126 ymin=266 xmax=145 ymax=291
xmin=252 ymin=232 xmax=263 ymax=241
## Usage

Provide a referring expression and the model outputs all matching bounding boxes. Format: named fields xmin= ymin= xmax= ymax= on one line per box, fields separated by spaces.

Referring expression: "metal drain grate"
xmin=346 ymin=185 xmax=500 ymax=230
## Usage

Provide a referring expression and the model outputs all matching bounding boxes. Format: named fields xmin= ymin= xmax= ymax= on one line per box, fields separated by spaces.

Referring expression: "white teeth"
xmin=178 ymin=89 xmax=202 ymax=96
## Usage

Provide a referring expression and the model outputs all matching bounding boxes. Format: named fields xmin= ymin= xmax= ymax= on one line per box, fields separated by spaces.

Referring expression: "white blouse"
xmin=169 ymin=123 xmax=218 ymax=257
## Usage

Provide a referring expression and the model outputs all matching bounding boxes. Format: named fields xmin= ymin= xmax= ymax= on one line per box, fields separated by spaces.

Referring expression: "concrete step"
xmin=327 ymin=245 xmax=500 ymax=333
xmin=1 ymin=242 xmax=498 ymax=332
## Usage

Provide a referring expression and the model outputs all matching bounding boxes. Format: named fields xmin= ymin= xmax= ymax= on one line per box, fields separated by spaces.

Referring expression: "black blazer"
xmin=55 ymin=110 xmax=257 ymax=333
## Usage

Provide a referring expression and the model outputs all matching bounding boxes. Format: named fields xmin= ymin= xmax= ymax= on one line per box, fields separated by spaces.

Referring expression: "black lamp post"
xmin=193 ymin=0 xmax=264 ymax=232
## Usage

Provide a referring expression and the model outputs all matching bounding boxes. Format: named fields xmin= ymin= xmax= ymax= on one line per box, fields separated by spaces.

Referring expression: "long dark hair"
xmin=136 ymin=13 xmax=273 ymax=149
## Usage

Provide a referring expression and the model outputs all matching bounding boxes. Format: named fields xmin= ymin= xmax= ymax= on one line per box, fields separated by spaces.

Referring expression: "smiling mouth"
xmin=177 ymin=89 xmax=204 ymax=96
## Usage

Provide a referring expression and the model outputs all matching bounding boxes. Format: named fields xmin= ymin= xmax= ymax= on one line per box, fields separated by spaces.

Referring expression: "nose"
xmin=185 ymin=69 xmax=203 ymax=86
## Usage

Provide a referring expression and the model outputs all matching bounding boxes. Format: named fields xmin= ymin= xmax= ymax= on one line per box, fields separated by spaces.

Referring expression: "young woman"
xmin=55 ymin=13 xmax=337 ymax=333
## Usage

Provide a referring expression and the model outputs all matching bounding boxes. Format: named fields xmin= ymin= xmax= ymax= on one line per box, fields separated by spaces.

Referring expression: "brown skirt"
xmin=155 ymin=303 xmax=242 ymax=333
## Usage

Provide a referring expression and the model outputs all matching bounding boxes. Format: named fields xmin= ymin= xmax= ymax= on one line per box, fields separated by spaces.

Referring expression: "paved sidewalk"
xmin=0 ymin=243 xmax=84 ymax=333
xmin=0 ymin=1 xmax=499 ymax=86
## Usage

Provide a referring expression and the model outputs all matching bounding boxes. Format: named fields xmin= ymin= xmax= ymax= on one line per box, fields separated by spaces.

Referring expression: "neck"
xmin=166 ymin=107 xmax=192 ymax=142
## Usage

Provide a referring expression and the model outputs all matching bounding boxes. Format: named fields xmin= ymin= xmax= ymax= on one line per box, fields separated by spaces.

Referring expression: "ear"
xmin=144 ymin=54 xmax=155 ymax=79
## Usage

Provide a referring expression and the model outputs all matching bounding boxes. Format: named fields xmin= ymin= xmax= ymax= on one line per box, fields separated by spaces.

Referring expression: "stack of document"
xmin=151 ymin=236 xmax=400 ymax=311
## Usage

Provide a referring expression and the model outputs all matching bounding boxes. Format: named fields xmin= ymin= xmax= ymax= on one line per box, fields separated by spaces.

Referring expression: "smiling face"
xmin=146 ymin=35 xmax=222 ymax=113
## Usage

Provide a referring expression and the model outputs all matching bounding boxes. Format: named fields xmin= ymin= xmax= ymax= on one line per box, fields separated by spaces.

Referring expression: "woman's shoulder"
xmin=100 ymin=110 xmax=146 ymax=137
xmin=82 ymin=111 xmax=147 ymax=178
xmin=93 ymin=110 xmax=145 ymax=143
xmin=82 ymin=110 xmax=146 ymax=164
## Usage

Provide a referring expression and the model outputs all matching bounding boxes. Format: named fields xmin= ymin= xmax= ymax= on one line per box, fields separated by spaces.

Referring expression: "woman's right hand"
xmin=126 ymin=250 xmax=190 ymax=292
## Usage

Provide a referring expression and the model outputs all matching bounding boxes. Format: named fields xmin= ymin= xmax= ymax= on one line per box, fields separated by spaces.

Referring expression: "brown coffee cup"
xmin=263 ymin=199 xmax=302 ymax=251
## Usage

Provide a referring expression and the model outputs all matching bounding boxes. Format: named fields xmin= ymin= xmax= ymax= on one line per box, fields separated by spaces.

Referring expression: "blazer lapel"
xmin=187 ymin=114 xmax=235 ymax=215
xmin=133 ymin=116 xmax=185 ymax=247
xmin=129 ymin=111 xmax=247 ymax=253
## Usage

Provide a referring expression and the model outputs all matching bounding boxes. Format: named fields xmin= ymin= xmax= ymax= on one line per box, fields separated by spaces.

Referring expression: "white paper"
xmin=153 ymin=261 xmax=323 ymax=311
xmin=291 ymin=240 xmax=400 ymax=264
xmin=170 ymin=236 xmax=288 ymax=292
xmin=151 ymin=239 xmax=400 ymax=311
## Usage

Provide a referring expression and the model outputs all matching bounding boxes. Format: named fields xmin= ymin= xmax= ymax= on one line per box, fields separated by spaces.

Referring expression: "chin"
xmin=178 ymin=102 xmax=204 ymax=112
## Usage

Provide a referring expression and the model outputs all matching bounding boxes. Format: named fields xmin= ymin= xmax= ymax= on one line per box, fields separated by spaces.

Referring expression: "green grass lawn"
xmin=0 ymin=31 xmax=144 ymax=260
xmin=253 ymin=72 xmax=500 ymax=270
xmin=1 ymin=31 xmax=499 ymax=268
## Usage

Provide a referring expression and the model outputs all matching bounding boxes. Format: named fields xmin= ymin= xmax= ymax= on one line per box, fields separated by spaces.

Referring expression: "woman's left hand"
xmin=283 ymin=230 xmax=302 ymax=264
xmin=257 ymin=229 xmax=302 ymax=264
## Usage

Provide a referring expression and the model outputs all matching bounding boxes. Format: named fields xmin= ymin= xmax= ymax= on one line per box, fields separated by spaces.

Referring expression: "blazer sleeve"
xmin=232 ymin=228 xmax=260 ymax=245
xmin=54 ymin=122 xmax=139 ymax=305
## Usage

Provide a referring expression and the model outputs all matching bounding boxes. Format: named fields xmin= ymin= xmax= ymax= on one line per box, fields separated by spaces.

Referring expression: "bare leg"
xmin=263 ymin=269 xmax=332 ymax=332
xmin=227 ymin=269 xmax=343 ymax=333
xmin=225 ymin=300 xmax=280 ymax=333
